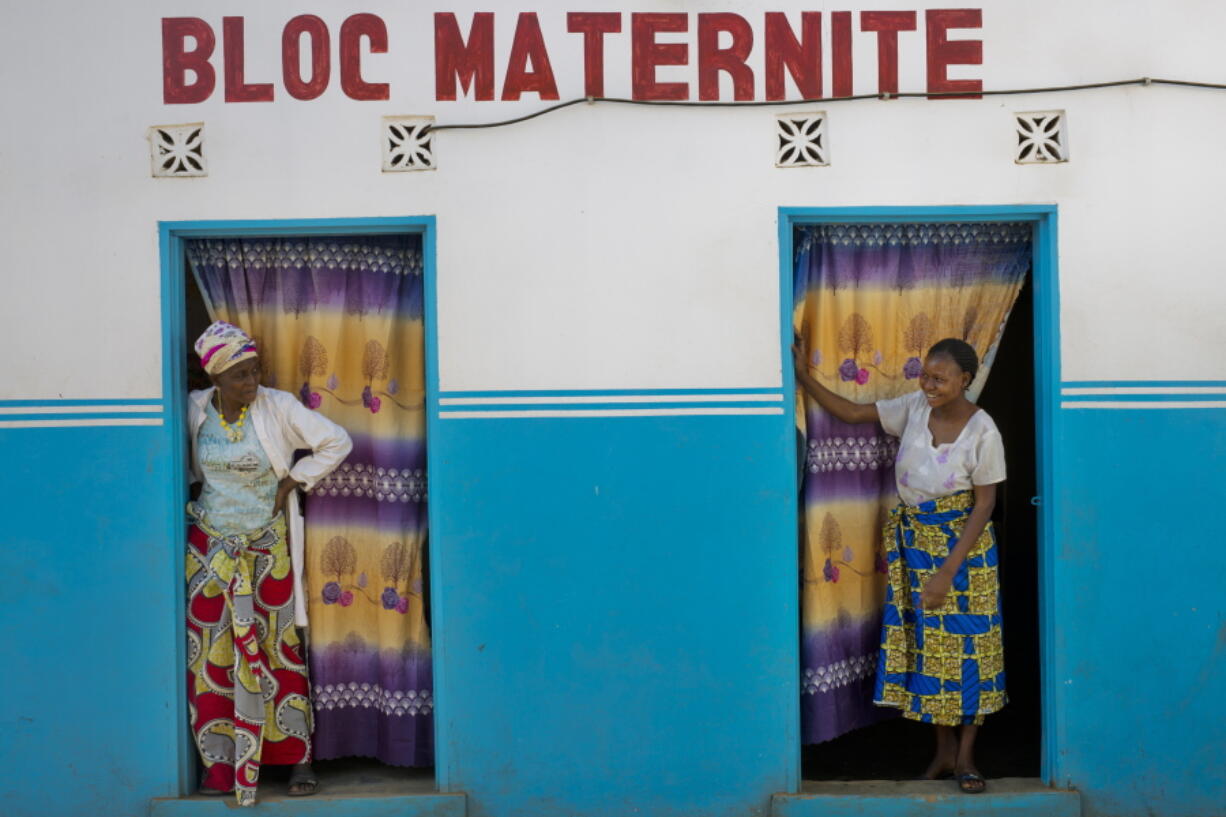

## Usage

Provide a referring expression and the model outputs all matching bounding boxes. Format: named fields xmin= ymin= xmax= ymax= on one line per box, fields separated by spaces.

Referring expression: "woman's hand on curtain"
xmin=792 ymin=340 xmax=810 ymax=375
xmin=792 ymin=336 xmax=821 ymax=395
xmin=793 ymin=337 xmax=880 ymax=426
xmin=274 ymin=476 xmax=305 ymax=516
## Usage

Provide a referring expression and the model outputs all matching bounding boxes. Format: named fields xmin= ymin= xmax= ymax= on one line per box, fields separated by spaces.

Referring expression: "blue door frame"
xmin=157 ymin=217 xmax=444 ymax=794
xmin=777 ymin=205 xmax=1062 ymax=786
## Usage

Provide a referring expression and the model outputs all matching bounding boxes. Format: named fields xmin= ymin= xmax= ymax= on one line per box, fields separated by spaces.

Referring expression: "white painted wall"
xmin=3 ymin=0 xmax=1225 ymax=399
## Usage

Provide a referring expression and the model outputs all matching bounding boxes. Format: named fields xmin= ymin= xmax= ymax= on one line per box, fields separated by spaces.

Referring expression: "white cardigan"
xmin=189 ymin=386 xmax=353 ymax=627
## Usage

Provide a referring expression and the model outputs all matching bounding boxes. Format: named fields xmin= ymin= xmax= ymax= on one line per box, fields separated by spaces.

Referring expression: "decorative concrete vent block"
xmin=1015 ymin=111 xmax=1067 ymax=163
xmin=149 ymin=123 xmax=206 ymax=177
xmin=776 ymin=112 xmax=828 ymax=167
xmin=383 ymin=116 xmax=435 ymax=172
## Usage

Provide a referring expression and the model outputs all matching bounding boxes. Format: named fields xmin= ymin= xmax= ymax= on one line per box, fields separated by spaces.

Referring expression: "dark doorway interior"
xmin=184 ymin=263 xmax=212 ymax=390
xmin=802 ymin=274 xmax=1041 ymax=780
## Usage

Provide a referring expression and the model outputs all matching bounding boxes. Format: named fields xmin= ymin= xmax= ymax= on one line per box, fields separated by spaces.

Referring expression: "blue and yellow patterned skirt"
xmin=873 ymin=490 xmax=1007 ymax=726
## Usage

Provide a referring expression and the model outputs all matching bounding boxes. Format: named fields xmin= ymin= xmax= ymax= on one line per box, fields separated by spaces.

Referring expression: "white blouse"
xmin=189 ymin=386 xmax=353 ymax=626
xmin=875 ymin=390 xmax=1006 ymax=506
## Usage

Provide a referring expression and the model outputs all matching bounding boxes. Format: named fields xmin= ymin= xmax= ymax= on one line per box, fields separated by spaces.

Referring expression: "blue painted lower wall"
xmin=0 ymin=426 xmax=182 ymax=817
xmin=2 ymin=405 xmax=1224 ymax=817
xmin=429 ymin=413 xmax=799 ymax=817
xmin=1051 ymin=408 xmax=1226 ymax=817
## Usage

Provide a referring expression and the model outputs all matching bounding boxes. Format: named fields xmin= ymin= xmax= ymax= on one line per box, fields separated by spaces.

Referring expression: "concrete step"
xmin=151 ymin=791 xmax=465 ymax=817
xmin=773 ymin=778 xmax=1080 ymax=817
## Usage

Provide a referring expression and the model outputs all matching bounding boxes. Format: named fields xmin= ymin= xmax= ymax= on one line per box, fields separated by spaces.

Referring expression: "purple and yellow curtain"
xmin=793 ymin=222 xmax=1030 ymax=743
xmin=188 ymin=236 xmax=433 ymax=767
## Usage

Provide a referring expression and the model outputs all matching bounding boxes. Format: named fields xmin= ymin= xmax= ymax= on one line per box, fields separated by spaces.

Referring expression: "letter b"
xmin=163 ymin=18 xmax=216 ymax=104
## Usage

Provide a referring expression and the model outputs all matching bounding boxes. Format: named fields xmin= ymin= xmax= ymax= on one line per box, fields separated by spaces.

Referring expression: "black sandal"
xmin=957 ymin=772 xmax=986 ymax=794
xmin=287 ymin=764 xmax=318 ymax=797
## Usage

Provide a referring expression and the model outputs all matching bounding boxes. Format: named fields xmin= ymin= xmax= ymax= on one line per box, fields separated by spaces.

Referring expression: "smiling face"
xmin=211 ymin=356 xmax=261 ymax=408
xmin=917 ymin=353 xmax=970 ymax=409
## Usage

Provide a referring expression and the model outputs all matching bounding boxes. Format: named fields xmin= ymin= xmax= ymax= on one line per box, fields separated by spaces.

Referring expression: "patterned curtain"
xmin=187 ymin=236 xmax=433 ymax=767
xmin=794 ymin=222 xmax=1030 ymax=743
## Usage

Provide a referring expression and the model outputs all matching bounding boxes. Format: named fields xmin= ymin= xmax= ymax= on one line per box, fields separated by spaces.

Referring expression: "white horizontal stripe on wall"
xmin=0 ymin=418 xmax=165 ymax=429
xmin=439 ymin=407 xmax=785 ymax=420
xmin=1061 ymin=386 xmax=1226 ymax=396
xmin=0 ymin=404 xmax=164 ymax=415
xmin=1061 ymin=401 xmax=1226 ymax=410
xmin=439 ymin=393 xmax=784 ymax=406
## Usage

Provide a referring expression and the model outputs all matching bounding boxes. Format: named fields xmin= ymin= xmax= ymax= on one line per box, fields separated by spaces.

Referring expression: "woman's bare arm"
xmin=920 ymin=482 xmax=998 ymax=610
xmin=792 ymin=342 xmax=880 ymax=425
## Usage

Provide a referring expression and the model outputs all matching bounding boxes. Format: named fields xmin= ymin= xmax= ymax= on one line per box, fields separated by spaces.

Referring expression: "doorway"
xmin=781 ymin=207 xmax=1058 ymax=785
xmin=161 ymin=218 xmax=442 ymax=798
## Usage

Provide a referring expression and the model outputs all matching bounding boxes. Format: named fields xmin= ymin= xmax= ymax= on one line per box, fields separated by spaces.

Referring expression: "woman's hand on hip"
xmin=274 ymin=476 xmax=304 ymax=516
xmin=920 ymin=570 xmax=954 ymax=611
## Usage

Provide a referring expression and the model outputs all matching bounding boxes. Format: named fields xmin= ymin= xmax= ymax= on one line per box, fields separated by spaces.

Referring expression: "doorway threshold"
xmin=151 ymin=761 xmax=464 ymax=817
xmin=773 ymin=778 xmax=1078 ymax=817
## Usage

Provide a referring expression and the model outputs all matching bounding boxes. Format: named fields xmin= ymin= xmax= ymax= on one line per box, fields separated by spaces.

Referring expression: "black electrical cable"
xmin=424 ymin=77 xmax=1226 ymax=133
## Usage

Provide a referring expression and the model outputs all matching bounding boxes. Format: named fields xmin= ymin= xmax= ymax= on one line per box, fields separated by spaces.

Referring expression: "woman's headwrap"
xmin=195 ymin=321 xmax=258 ymax=375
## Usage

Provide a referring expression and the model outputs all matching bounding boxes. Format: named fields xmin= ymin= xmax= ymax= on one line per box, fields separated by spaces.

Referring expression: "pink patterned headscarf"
xmin=194 ymin=321 xmax=258 ymax=375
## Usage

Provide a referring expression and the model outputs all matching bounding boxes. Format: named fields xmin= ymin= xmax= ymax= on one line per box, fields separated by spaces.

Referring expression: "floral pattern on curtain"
xmin=793 ymin=222 xmax=1030 ymax=743
xmin=188 ymin=235 xmax=433 ymax=767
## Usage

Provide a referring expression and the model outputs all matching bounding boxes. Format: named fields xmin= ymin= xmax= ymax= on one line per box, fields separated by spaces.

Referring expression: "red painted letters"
xmin=861 ymin=11 xmax=916 ymax=95
xmin=631 ymin=13 xmax=688 ymax=101
xmin=502 ymin=13 xmax=560 ymax=100
xmin=701 ymin=13 xmax=755 ymax=101
xmin=831 ymin=11 xmax=853 ymax=98
xmin=763 ymin=12 xmax=821 ymax=101
xmin=435 ymin=13 xmax=495 ymax=101
xmin=926 ymin=9 xmax=982 ymax=98
xmin=340 ymin=14 xmax=389 ymax=100
xmin=223 ymin=17 xmax=274 ymax=102
xmin=566 ymin=12 xmax=620 ymax=98
xmin=159 ymin=10 xmax=988 ymax=106
xmin=162 ymin=18 xmax=216 ymax=104
xmin=282 ymin=15 xmax=330 ymax=101
xmin=697 ymin=13 xmax=754 ymax=101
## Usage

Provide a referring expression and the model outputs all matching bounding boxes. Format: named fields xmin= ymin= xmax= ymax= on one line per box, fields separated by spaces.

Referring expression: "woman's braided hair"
xmin=926 ymin=338 xmax=980 ymax=382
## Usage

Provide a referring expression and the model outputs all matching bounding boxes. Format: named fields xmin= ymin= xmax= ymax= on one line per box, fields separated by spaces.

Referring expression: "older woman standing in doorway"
xmin=794 ymin=336 xmax=1008 ymax=794
xmin=187 ymin=321 xmax=352 ymax=805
